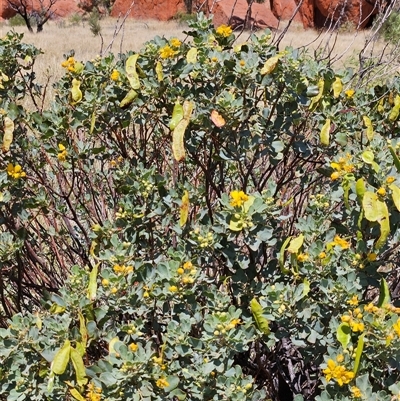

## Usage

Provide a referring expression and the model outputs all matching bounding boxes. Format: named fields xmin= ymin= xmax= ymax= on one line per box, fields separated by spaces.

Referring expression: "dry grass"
xmin=0 ymin=16 xmax=390 ymax=102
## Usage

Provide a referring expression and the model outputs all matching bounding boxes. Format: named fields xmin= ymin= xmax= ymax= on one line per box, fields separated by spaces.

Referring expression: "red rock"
xmin=271 ymin=0 xmax=303 ymax=23
xmin=212 ymin=0 xmax=279 ymax=29
xmin=0 ymin=2 xmax=17 ymax=19
xmin=111 ymin=0 xmax=186 ymax=20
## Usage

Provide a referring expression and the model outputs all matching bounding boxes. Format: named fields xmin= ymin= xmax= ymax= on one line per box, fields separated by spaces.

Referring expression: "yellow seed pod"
xmin=70 ymin=78 xmax=82 ymax=105
xmin=2 ymin=116 xmax=14 ymax=152
xmin=332 ymin=77 xmax=343 ymax=98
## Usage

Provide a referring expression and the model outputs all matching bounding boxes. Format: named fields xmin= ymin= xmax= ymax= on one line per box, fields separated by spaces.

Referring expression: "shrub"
xmin=380 ymin=10 xmax=400 ymax=44
xmin=8 ymin=14 xmax=28 ymax=27
xmin=0 ymin=13 xmax=400 ymax=401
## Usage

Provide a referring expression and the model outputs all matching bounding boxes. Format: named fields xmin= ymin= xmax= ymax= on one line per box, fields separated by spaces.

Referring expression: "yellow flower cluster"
xmin=330 ymin=155 xmax=354 ymax=181
xmin=159 ymin=45 xmax=177 ymax=59
xmin=345 ymin=89 xmax=355 ymax=98
xmin=113 ymin=264 xmax=133 ymax=275
xmin=86 ymin=382 xmax=102 ymax=401
xmin=351 ymin=386 xmax=362 ymax=398
xmin=216 ymin=24 xmax=233 ymax=37
xmin=156 ymin=376 xmax=169 ymax=388
xmin=214 ymin=317 xmax=241 ymax=336
xmin=61 ymin=56 xmax=76 ymax=72
xmin=394 ymin=319 xmax=400 ymax=337
xmin=230 ymin=190 xmax=249 ymax=207
xmin=110 ymin=69 xmax=120 ymax=81
xmin=170 ymin=38 xmax=181 ymax=48
xmin=129 ymin=342 xmax=138 ymax=352
xmin=57 ymin=143 xmax=68 ymax=162
xmin=7 ymin=163 xmax=26 ymax=179
xmin=330 ymin=235 xmax=350 ymax=250
xmin=297 ymin=253 xmax=309 ymax=263
xmin=191 ymin=227 xmax=214 ymax=248
xmin=170 ymin=261 xmax=197 ymax=292
xmin=323 ymin=359 xmax=355 ymax=386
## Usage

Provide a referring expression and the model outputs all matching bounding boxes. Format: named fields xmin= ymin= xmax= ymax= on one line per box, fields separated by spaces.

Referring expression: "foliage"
xmin=1 ymin=13 xmax=400 ymax=401
xmin=8 ymin=14 xmax=29 ymax=27
xmin=380 ymin=10 xmax=400 ymax=44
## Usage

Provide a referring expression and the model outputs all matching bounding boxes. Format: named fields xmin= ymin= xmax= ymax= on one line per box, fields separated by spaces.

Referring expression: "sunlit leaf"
xmin=70 ymin=347 xmax=88 ymax=386
xmin=287 ymin=234 xmax=304 ymax=254
xmin=70 ymin=78 xmax=82 ymax=105
xmin=250 ymin=298 xmax=270 ymax=335
xmin=353 ymin=334 xmax=365 ymax=375
xmin=336 ymin=323 xmax=351 ymax=349
xmin=172 ymin=118 xmax=188 ymax=162
xmin=309 ymin=78 xmax=324 ymax=110
xmin=169 ymin=102 xmax=184 ymax=130
xmin=320 ymin=118 xmax=330 ymax=146
xmin=389 ymin=184 xmax=400 ymax=211
xmin=363 ymin=116 xmax=374 ymax=141
xmin=260 ymin=55 xmax=279 ymax=75
xmin=332 ymin=77 xmax=342 ymax=98
xmin=377 ymin=278 xmax=390 ymax=307
xmin=180 ymin=190 xmax=189 ymax=227
xmin=51 ymin=340 xmax=71 ymax=375
xmin=125 ymin=54 xmax=140 ymax=90
xmin=87 ymin=263 xmax=98 ymax=301
xmin=70 ymin=388 xmax=86 ymax=401
xmin=155 ymin=61 xmax=163 ymax=82
xmin=120 ymin=89 xmax=138 ymax=108
xmin=362 ymin=191 xmax=379 ymax=222
xmin=186 ymin=47 xmax=198 ymax=64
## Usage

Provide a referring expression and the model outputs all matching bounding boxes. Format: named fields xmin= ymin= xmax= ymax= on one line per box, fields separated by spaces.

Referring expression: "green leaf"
xmin=377 ymin=278 xmax=390 ymax=307
xmin=250 ymin=298 xmax=270 ymax=335
xmin=361 ymin=150 xmax=374 ymax=164
xmin=362 ymin=116 xmax=374 ymax=141
xmin=375 ymin=198 xmax=390 ymax=249
xmin=353 ymin=334 xmax=365 ymax=375
xmin=229 ymin=216 xmax=243 ymax=232
xmin=279 ymin=236 xmax=292 ymax=274
xmin=169 ymin=102 xmax=184 ymax=130
xmin=70 ymin=347 xmax=87 ymax=386
xmin=287 ymin=234 xmax=304 ymax=254
xmin=78 ymin=312 xmax=87 ymax=350
xmin=355 ymin=178 xmax=366 ymax=203
xmin=243 ymin=196 xmax=255 ymax=213
xmin=51 ymin=339 xmax=71 ymax=375
xmin=87 ymin=263 xmax=98 ymax=301
xmin=119 ymin=89 xmax=138 ymax=108
xmin=362 ymin=191 xmax=379 ymax=221
xmin=125 ymin=54 xmax=140 ymax=90
xmin=389 ymin=184 xmax=400 ymax=211
xmin=388 ymin=145 xmax=400 ymax=173
xmin=336 ymin=323 xmax=351 ymax=349
xmin=70 ymin=387 xmax=86 ymax=401
xmin=320 ymin=118 xmax=330 ymax=146
xmin=164 ymin=375 xmax=179 ymax=392
xmin=302 ymin=278 xmax=310 ymax=298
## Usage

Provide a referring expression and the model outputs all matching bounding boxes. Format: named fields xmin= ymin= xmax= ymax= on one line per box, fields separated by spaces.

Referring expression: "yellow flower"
xmin=86 ymin=382 xmax=102 ymax=401
xmin=239 ymin=60 xmax=245 ymax=67
xmin=177 ymin=268 xmax=184 ymax=275
xmin=377 ymin=187 xmax=386 ymax=197
xmin=7 ymin=163 xmax=26 ymax=179
xmin=57 ymin=143 xmax=68 ymax=162
xmin=331 ymin=171 xmax=340 ymax=180
xmin=129 ymin=343 xmax=138 ymax=352
xmin=156 ymin=377 xmax=169 ymax=388
xmin=350 ymin=321 xmax=364 ymax=332
xmin=336 ymin=354 xmax=344 ymax=363
xmin=297 ymin=253 xmax=309 ymax=262
xmin=110 ymin=69 xmax=120 ymax=81
xmin=169 ymin=285 xmax=178 ymax=293
xmin=335 ymin=365 xmax=355 ymax=386
xmin=386 ymin=176 xmax=396 ymax=184
xmin=216 ymin=24 xmax=233 ymax=37
xmin=101 ymin=278 xmax=109 ymax=287
xmin=323 ymin=359 xmax=337 ymax=382
xmin=333 ymin=235 xmax=350 ymax=249
xmin=367 ymin=252 xmax=377 ymax=262
xmin=341 ymin=314 xmax=352 ymax=323
xmin=183 ymin=261 xmax=193 ymax=270
xmin=394 ymin=319 xmax=400 ymax=336
xmin=170 ymin=38 xmax=181 ymax=48
xmin=351 ymin=386 xmax=362 ymax=398
xmin=347 ymin=295 xmax=359 ymax=306
xmin=159 ymin=45 xmax=177 ymax=59
xmin=110 ymin=287 xmax=117 ymax=294
xmin=230 ymin=190 xmax=249 ymax=207
xmin=319 ymin=251 xmax=327 ymax=259
xmin=345 ymin=89 xmax=355 ymax=98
